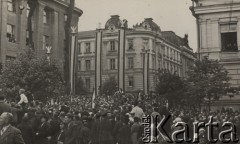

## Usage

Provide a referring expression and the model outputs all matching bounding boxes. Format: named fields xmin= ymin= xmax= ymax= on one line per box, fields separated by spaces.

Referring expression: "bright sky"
xmin=76 ymin=0 xmax=197 ymax=52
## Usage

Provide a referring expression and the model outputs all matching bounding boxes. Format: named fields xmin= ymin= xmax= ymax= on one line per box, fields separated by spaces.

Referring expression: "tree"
xmin=75 ymin=77 xmax=89 ymax=95
xmin=0 ymin=49 xmax=65 ymax=102
xmin=186 ymin=58 xmax=230 ymax=111
xmin=102 ymin=77 xmax=118 ymax=96
xmin=155 ymin=69 xmax=186 ymax=108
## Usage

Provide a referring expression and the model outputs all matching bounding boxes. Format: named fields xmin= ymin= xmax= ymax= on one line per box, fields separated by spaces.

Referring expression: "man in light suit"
xmin=0 ymin=112 xmax=25 ymax=144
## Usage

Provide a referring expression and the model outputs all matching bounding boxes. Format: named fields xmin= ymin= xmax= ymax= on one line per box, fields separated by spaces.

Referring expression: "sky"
xmin=76 ymin=0 xmax=197 ymax=52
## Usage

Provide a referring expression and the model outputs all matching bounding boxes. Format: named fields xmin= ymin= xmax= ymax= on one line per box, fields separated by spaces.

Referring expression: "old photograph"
xmin=0 ymin=0 xmax=239 ymax=143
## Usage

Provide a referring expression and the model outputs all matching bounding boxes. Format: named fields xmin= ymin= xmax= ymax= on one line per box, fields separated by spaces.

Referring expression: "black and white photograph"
xmin=0 ymin=0 xmax=240 ymax=143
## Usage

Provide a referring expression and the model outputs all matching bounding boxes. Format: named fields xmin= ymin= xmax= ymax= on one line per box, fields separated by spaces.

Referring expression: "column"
xmin=34 ymin=2 xmax=45 ymax=56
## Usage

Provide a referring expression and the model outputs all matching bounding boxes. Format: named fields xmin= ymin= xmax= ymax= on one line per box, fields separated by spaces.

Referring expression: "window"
xmin=128 ymin=57 xmax=134 ymax=69
xmin=7 ymin=24 xmax=16 ymax=43
xmin=128 ymin=76 xmax=134 ymax=87
xmin=78 ymin=60 xmax=81 ymax=71
xmin=42 ymin=35 xmax=49 ymax=49
xmin=43 ymin=9 xmax=50 ymax=24
xmin=128 ymin=39 xmax=133 ymax=50
xmin=78 ymin=43 xmax=81 ymax=54
xmin=110 ymin=41 xmax=115 ymax=51
xmin=85 ymin=42 xmax=91 ymax=53
xmin=85 ymin=60 xmax=91 ymax=71
xmin=221 ymin=23 xmax=238 ymax=52
xmin=7 ymin=0 xmax=15 ymax=12
xmin=85 ymin=78 xmax=90 ymax=90
xmin=110 ymin=59 xmax=116 ymax=70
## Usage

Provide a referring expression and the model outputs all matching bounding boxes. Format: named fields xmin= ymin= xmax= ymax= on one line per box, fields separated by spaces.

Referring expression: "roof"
xmin=162 ymin=31 xmax=190 ymax=49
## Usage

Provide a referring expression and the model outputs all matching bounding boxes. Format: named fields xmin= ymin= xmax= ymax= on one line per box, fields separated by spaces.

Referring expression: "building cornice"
xmin=52 ymin=0 xmax=83 ymax=16
xmin=194 ymin=4 xmax=240 ymax=15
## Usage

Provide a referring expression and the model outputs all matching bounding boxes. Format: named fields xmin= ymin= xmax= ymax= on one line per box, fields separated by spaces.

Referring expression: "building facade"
xmin=77 ymin=15 xmax=195 ymax=93
xmin=0 ymin=0 xmax=82 ymax=69
xmin=190 ymin=0 xmax=240 ymax=87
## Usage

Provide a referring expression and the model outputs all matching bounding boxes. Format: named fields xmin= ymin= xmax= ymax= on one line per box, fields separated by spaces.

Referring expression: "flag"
xmin=92 ymin=90 xmax=96 ymax=109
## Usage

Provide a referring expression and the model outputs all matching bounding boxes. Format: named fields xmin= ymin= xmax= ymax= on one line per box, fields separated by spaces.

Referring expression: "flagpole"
xmin=70 ymin=26 xmax=77 ymax=98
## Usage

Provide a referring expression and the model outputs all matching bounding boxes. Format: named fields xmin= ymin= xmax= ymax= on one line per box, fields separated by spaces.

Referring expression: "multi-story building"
xmin=77 ymin=15 xmax=195 ymax=93
xmin=190 ymin=0 xmax=240 ymax=87
xmin=190 ymin=0 xmax=240 ymax=110
xmin=0 ymin=0 xmax=82 ymax=69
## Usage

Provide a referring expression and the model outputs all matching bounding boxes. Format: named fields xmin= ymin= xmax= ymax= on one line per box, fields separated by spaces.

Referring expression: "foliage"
xmin=186 ymin=58 xmax=230 ymax=106
xmin=102 ymin=77 xmax=118 ymax=96
xmin=0 ymin=49 xmax=65 ymax=102
xmin=75 ymin=77 xmax=89 ymax=95
xmin=155 ymin=69 xmax=186 ymax=107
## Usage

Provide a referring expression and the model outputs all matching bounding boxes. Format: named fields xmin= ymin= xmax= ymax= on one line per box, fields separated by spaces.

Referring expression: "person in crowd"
xmin=18 ymin=89 xmax=28 ymax=106
xmin=90 ymin=113 xmax=101 ymax=144
xmin=17 ymin=116 xmax=34 ymax=144
xmin=131 ymin=117 xmax=141 ymax=144
xmin=0 ymin=95 xmax=12 ymax=115
xmin=117 ymin=115 xmax=132 ymax=144
xmin=64 ymin=114 xmax=78 ymax=144
xmin=0 ymin=112 xmax=25 ymax=144
xmin=131 ymin=100 xmax=145 ymax=119
xmin=98 ymin=111 xmax=114 ymax=144
xmin=35 ymin=115 xmax=49 ymax=144
xmin=52 ymin=121 xmax=65 ymax=144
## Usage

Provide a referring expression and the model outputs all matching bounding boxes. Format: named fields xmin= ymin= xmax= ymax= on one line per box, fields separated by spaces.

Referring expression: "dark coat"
xmin=0 ymin=101 xmax=12 ymax=115
xmin=98 ymin=118 xmax=114 ymax=144
xmin=64 ymin=122 xmax=78 ymax=144
xmin=79 ymin=124 xmax=90 ymax=144
xmin=0 ymin=125 xmax=25 ymax=144
xmin=118 ymin=124 xmax=132 ymax=144
xmin=51 ymin=130 xmax=65 ymax=144
xmin=17 ymin=122 xmax=34 ymax=144
xmin=90 ymin=119 xmax=100 ymax=144
xmin=35 ymin=122 xmax=49 ymax=144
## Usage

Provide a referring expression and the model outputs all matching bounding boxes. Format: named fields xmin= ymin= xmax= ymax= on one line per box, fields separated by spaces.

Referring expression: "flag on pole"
xmin=92 ymin=90 xmax=96 ymax=109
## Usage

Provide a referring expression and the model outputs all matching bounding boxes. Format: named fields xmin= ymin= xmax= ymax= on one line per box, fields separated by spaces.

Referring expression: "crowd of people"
xmin=0 ymin=89 xmax=240 ymax=144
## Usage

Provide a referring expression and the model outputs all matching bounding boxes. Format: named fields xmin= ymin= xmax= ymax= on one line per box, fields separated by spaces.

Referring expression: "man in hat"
xmin=0 ymin=112 xmax=25 ymax=144
xmin=98 ymin=111 xmax=114 ymax=144
xmin=64 ymin=114 xmax=78 ymax=144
